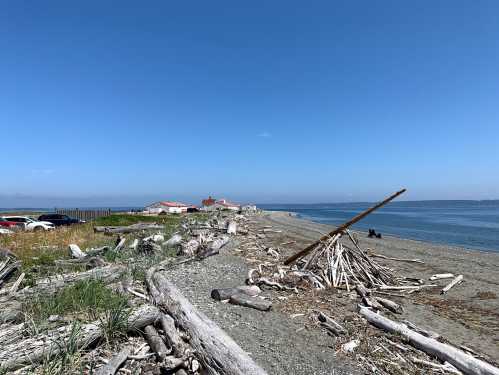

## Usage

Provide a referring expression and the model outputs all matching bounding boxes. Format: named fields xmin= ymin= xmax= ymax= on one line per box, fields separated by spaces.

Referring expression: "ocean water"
xmin=260 ymin=200 xmax=499 ymax=252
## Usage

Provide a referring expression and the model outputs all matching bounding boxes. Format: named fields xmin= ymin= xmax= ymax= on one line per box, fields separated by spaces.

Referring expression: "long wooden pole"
xmin=283 ymin=188 xmax=406 ymax=265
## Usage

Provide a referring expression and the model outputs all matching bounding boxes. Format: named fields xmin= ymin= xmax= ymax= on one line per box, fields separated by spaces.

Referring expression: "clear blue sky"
xmin=1 ymin=1 xmax=499 ymax=207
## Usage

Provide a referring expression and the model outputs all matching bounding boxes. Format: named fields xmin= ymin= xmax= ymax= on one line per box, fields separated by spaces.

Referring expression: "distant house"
xmin=145 ymin=201 xmax=190 ymax=214
xmin=201 ymin=197 xmax=240 ymax=211
xmin=202 ymin=196 xmax=216 ymax=207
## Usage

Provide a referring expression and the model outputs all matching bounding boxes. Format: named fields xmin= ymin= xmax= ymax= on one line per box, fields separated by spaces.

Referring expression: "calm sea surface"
xmin=260 ymin=200 xmax=499 ymax=252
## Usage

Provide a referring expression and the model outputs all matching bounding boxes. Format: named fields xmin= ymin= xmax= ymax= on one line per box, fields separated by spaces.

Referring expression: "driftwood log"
xmin=144 ymin=325 xmax=169 ymax=360
xmin=54 ymin=256 xmax=107 ymax=269
xmin=0 ymin=261 xmax=21 ymax=288
xmin=211 ymin=286 xmax=261 ymax=301
xmin=441 ymin=275 xmax=464 ymax=294
xmin=359 ymin=306 xmax=499 ymax=375
xmin=317 ymin=311 xmax=347 ymax=336
xmin=430 ymin=273 xmax=455 ymax=281
xmin=0 ymin=322 xmax=25 ymax=346
xmin=160 ymin=313 xmax=187 ymax=357
xmin=369 ymin=253 xmax=424 ymax=264
xmin=165 ymin=234 xmax=182 ymax=247
xmin=0 ymin=305 xmax=160 ymax=371
xmin=196 ymin=236 xmax=230 ymax=259
xmin=355 ymin=284 xmax=382 ymax=309
xmin=229 ymin=293 xmax=271 ymax=311
xmin=227 ymin=221 xmax=237 ymax=235
xmin=69 ymin=244 xmax=87 ymax=259
xmin=375 ymin=297 xmax=403 ymax=314
xmin=94 ymin=223 xmax=165 ymax=234
xmin=146 ymin=269 xmax=268 ymax=375
xmin=95 ymin=347 xmax=131 ymax=375
xmin=114 ymin=237 xmax=126 ymax=251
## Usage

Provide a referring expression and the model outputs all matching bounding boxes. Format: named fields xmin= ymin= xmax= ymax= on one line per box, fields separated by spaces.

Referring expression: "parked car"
xmin=38 ymin=214 xmax=85 ymax=227
xmin=0 ymin=216 xmax=54 ymax=231
xmin=0 ymin=218 xmax=19 ymax=229
xmin=0 ymin=228 xmax=13 ymax=235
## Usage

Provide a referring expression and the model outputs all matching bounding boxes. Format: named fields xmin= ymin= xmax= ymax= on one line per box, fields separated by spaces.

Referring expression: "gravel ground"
xmin=165 ymin=247 xmax=362 ymax=375
xmin=260 ymin=210 xmax=499 ymax=361
xmin=161 ymin=209 xmax=499 ymax=373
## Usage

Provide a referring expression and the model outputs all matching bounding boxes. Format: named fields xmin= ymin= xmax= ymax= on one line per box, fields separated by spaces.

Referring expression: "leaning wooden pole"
xmin=284 ymin=188 xmax=406 ymax=265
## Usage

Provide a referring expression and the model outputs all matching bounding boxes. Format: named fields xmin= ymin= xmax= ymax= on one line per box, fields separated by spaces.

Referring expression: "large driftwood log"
xmin=94 ymin=223 xmax=165 ymax=234
xmin=359 ymin=306 xmax=499 ymax=375
xmin=147 ymin=269 xmax=268 ymax=375
xmin=0 ymin=305 xmax=160 ymax=371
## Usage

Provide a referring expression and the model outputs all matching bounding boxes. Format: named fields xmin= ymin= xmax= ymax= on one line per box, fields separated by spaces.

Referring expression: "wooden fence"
xmin=55 ymin=208 xmax=112 ymax=221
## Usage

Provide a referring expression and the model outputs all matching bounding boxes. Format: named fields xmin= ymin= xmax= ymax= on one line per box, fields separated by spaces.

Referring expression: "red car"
xmin=0 ymin=218 xmax=20 ymax=229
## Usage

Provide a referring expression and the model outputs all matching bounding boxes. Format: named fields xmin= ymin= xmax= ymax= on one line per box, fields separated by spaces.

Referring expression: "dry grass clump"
xmin=0 ymin=223 xmax=112 ymax=269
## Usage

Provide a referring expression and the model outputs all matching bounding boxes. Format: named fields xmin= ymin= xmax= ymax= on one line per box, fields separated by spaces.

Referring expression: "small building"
xmin=201 ymin=197 xmax=240 ymax=211
xmin=145 ymin=201 xmax=189 ymax=214
xmin=202 ymin=196 xmax=216 ymax=207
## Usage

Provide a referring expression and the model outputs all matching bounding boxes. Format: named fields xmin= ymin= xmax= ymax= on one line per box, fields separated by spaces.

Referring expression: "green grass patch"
xmin=94 ymin=214 xmax=181 ymax=227
xmin=24 ymin=279 xmax=129 ymax=327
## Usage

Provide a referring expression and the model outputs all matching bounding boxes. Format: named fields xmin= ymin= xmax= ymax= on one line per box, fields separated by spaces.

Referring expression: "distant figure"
xmin=368 ymin=229 xmax=382 ymax=239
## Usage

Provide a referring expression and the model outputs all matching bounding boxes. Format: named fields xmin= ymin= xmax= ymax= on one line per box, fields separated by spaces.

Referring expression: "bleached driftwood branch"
xmin=441 ymin=275 xmax=463 ymax=294
xmin=359 ymin=306 xmax=499 ymax=375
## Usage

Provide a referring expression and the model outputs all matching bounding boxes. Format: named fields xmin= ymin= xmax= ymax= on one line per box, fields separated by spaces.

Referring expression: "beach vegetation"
xmin=23 ymin=279 xmax=129 ymax=329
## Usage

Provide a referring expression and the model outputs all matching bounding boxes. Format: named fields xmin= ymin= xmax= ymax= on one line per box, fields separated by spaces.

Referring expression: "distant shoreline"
xmin=261 ymin=201 xmax=499 ymax=253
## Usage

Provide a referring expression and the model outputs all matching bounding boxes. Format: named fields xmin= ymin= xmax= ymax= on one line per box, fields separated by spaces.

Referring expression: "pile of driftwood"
xmin=0 ymin=211 xmax=272 ymax=374
xmin=299 ymin=230 xmax=396 ymax=291
xmin=0 ymin=267 xmax=269 ymax=374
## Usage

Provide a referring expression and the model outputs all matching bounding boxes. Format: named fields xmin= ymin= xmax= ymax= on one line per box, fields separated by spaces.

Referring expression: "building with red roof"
xmin=201 ymin=197 xmax=240 ymax=211
xmin=145 ymin=201 xmax=191 ymax=214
